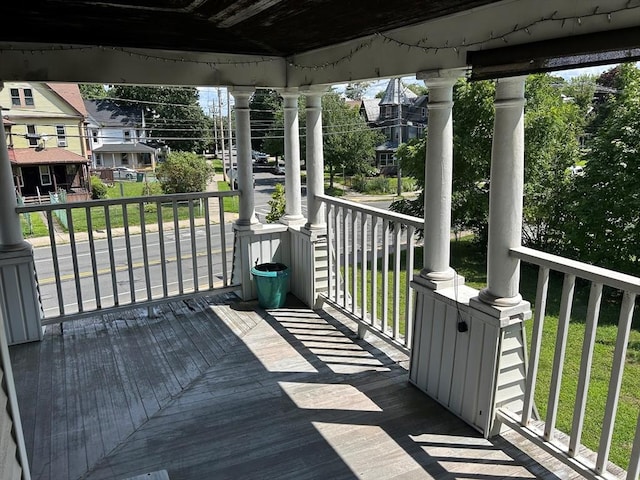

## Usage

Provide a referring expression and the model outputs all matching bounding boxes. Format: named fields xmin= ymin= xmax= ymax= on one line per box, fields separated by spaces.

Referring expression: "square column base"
xmin=0 ymin=244 xmax=43 ymax=344
xmin=410 ymin=279 xmax=531 ymax=437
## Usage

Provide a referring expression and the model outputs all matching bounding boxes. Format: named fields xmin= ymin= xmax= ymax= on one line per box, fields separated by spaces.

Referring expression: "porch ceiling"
xmin=0 ymin=0 xmax=639 ymax=87
xmin=0 ymin=0 xmax=502 ymax=58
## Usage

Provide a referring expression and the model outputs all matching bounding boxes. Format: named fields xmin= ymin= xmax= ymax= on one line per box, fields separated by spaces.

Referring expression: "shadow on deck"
xmin=10 ymin=293 xmax=585 ymax=479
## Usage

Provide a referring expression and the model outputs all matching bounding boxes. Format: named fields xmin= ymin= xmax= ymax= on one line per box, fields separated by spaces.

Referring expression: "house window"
xmin=124 ymin=130 xmax=132 ymax=142
xmin=56 ymin=125 xmax=67 ymax=147
xmin=23 ymin=89 xmax=34 ymax=106
xmin=95 ymin=153 xmax=103 ymax=166
xmin=10 ymin=89 xmax=20 ymax=106
xmin=421 ymin=107 xmax=426 ymax=118
xmin=39 ymin=165 xmax=52 ymax=186
xmin=26 ymin=125 xmax=38 ymax=147
xmin=92 ymin=129 xmax=99 ymax=144
xmin=121 ymin=153 xmax=129 ymax=165
xmin=14 ymin=167 xmax=23 ymax=187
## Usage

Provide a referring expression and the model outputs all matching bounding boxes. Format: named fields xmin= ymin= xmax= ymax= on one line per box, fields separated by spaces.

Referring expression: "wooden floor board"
xmin=9 ymin=293 xmax=614 ymax=480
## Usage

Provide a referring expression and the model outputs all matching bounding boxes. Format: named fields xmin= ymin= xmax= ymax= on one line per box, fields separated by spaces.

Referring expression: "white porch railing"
xmin=317 ymin=194 xmax=422 ymax=353
xmin=16 ymin=191 xmax=239 ymax=325
xmin=499 ymin=246 xmax=640 ymax=480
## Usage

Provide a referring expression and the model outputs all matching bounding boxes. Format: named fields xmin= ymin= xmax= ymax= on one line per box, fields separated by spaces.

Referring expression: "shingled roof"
xmin=84 ymin=99 xmax=142 ymax=127
xmin=378 ymin=78 xmax=417 ymax=106
xmin=9 ymin=147 xmax=89 ymax=165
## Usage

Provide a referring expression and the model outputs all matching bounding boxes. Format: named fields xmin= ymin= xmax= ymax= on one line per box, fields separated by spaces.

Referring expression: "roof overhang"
xmin=0 ymin=1 xmax=638 ymax=87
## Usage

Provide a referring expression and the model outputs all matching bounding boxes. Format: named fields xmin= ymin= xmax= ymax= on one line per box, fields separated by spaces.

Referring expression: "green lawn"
xmin=217 ymin=181 xmax=239 ymax=213
xmin=345 ymin=236 xmax=639 ymax=470
xmin=20 ymin=212 xmax=49 ymax=238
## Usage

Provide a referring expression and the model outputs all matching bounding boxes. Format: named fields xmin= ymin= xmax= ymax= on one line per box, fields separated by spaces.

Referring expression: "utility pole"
xmin=217 ymin=88 xmax=226 ymax=181
xmin=212 ymin=101 xmax=218 ymax=156
xmin=397 ymin=77 xmax=403 ymax=196
xmin=227 ymin=88 xmax=234 ymax=190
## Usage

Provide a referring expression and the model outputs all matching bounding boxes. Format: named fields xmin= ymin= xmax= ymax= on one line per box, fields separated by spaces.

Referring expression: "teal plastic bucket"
xmin=251 ymin=262 xmax=289 ymax=309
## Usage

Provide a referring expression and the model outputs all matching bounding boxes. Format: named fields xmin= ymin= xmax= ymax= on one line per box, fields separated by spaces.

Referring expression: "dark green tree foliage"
xmin=79 ymin=84 xmax=108 ymax=99
xmin=108 ymin=85 xmax=211 ymax=152
xmin=391 ymin=79 xmax=495 ymax=241
xmin=344 ymin=82 xmax=371 ymax=100
xmin=322 ymin=93 xmax=384 ymax=187
xmin=523 ymin=74 xmax=582 ymax=250
xmin=392 ymin=75 xmax=583 ymax=249
xmin=156 ymin=151 xmax=213 ymax=194
xmin=565 ymin=63 xmax=640 ymax=273
xmin=250 ymin=89 xmax=281 ymax=151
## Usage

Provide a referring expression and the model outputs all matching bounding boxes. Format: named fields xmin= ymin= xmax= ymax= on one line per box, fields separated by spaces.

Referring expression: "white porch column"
xmin=303 ymin=88 xmax=326 ymax=231
xmin=0 ymin=83 xmax=43 ymax=345
xmin=478 ymin=76 xmax=526 ymax=307
xmin=0 ymin=126 xmax=25 ymax=248
xmin=417 ymin=69 xmax=463 ymax=287
xmin=281 ymin=89 xmax=305 ymax=226
xmin=230 ymin=87 xmax=259 ymax=228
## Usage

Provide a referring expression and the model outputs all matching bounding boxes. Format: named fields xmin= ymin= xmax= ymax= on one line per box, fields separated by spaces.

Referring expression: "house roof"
xmin=361 ymin=99 xmax=380 ymax=123
xmin=9 ymin=147 xmax=89 ymax=165
xmin=379 ymin=79 xmax=417 ymax=106
xmin=46 ymin=83 xmax=87 ymax=117
xmin=93 ymin=143 xmax=157 ymax=153
xmin=84 ymin=99 xmax=142 ymax=128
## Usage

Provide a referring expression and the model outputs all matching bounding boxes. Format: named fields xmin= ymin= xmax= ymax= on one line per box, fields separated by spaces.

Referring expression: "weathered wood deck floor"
xmin=10 ymin=294 xmax=589 ymax=479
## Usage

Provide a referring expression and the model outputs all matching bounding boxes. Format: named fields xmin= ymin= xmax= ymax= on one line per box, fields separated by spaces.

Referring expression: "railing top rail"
xmin=316 ymin=193 xmax=423 ymax=228
xmin=511 ymin=246 xmax=640 ymax=294
xmin=16 ymin=190 xmax=239 ymax=214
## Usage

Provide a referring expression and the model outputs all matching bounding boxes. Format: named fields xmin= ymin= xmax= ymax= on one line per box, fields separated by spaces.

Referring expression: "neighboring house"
xmin=0 ymin=82 xmax=91 ymax=201
xmin=84 ymin=99 xmax=158 ymax=171
xmin=360 ymin=78 xmax=428 ymax=169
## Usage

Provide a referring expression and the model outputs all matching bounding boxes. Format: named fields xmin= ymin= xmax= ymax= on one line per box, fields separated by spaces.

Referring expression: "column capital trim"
xmin=229 ymin=86 xmax=255 ymax=98
xmin=417 ymin=67 xmax=468 ymax=85
xmin=279 ymin=87 xmax=300 ymax=99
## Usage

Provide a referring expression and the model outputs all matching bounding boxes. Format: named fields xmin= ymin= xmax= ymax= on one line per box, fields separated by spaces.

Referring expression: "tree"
xmin=322 ymin=93 xmax=384 ymax=187
xmin=249 ymin=89 xmax=281 ymax=151
xmin=108 ymin=85 xmax=211 ymax=152
xmin=344 ymin=82 xmax=371 ymax=100
xmin=391 ymin=74 xmax=584 ymax=248
xmin=406 ymin=83 xmax=428 ymax=96
xmin=79 ymin=84 xmax=108 ymax=99
xmin=565 ymin=63 xmax=640 ymax=273
xmin=156 ymin=151 xmax=213 ymax=194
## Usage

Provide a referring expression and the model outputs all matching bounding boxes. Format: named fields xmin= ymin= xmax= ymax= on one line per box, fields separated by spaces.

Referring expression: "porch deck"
xmin=10 ymin=294 xmax=588 ymax=480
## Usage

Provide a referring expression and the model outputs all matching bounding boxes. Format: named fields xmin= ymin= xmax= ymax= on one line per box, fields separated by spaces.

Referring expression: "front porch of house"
xmin=10 ymin=293 xmax=599 ymax=480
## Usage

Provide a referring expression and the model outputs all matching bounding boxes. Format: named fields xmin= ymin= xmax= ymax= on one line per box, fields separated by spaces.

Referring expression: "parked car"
xmin=112 ymin=166 xmax=137 ymax=180
xmin=252 ymin=150 xmax=269 ymax=163
xmin=272 ymin=163 xmax=285 ymax=175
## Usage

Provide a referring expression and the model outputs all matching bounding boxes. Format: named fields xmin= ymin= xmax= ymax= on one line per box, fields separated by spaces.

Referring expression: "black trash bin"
xmin=251 ymin=262 xmax=289 ymax=309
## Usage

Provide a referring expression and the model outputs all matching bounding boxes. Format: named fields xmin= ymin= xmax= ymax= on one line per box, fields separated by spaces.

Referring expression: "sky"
xmin=197 ymin=64 xmax=615 ymax=116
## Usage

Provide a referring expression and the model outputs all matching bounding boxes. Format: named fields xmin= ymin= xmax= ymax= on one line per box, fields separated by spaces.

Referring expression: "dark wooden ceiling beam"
xmin=467 ymin=26 xmax=640 ymax=80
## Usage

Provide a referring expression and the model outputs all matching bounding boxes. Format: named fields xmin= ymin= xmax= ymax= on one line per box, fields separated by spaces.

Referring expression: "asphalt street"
xmin=33 ymin=165 xmax=400 ymax=318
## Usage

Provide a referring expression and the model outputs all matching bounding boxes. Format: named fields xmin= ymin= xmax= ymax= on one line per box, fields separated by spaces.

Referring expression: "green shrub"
xmin=352 ymin=174 xmax=368 ymax=193
xmin=90 ymin=175 xmax=107 ymax=199
xmin=401 ymin=177 xmax=417 ymax=192
xmin=266 ymin=183 xmax=286 ymax=223
xmin=156 ymin=151 xmax=213 ymax=194
xmin=367 ymin=176 xmax=391 ymax=194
